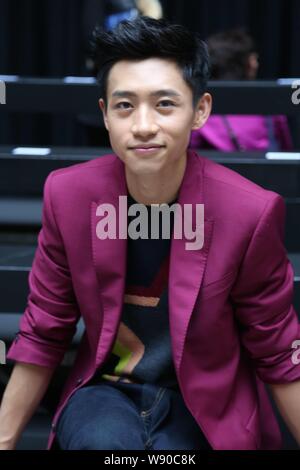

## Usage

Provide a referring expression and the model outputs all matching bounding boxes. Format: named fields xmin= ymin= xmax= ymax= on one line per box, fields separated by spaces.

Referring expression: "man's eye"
xmin=158 ymin=100 xmax=176 ymax=107
xmin=116 ymin=102 xmax=132 ymax=109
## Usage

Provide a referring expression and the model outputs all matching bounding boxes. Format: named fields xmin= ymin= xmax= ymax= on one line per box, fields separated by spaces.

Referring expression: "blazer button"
xmin=76 ymin=378 xmax=83 ymax=385
xmin=51 ymin=423 xmax=56 ymax=431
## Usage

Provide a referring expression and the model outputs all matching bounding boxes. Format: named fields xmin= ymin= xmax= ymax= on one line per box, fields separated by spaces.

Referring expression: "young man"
xmin=1 ymin=16 xmax=300 ymax=451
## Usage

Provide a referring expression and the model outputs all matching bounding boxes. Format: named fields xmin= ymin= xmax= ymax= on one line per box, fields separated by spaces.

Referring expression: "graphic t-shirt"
xmin=100 ymin=192 xmax=179 ymax=390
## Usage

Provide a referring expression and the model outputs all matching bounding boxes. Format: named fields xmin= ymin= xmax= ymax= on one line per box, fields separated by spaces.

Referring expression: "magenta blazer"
xmin=189 ymin=115 xmax=293 ymax=151
xmin=7 ymin=149 xmax=300 ymax=449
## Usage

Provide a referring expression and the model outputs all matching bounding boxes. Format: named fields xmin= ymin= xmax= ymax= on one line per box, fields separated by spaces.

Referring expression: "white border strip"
xmin=12 ymin=147 xmax=51 ymax=156
xmin=266 ymin=153 xmax=300 ymax=161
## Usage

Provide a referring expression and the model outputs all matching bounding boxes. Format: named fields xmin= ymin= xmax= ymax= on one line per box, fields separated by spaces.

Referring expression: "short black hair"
xmin=207 ymin=28 xmax=256 ymax=80
xmin=89 ymin=16 xmax=210 ymax=110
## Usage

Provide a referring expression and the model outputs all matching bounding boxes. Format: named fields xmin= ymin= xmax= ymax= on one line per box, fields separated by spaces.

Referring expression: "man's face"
xmin=99 ymin=58 xmax=211 ymax=176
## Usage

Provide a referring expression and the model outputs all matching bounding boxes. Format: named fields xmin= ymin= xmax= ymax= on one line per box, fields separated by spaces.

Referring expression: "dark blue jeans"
xmin=55 ymin=379 xmax=212 ymax=450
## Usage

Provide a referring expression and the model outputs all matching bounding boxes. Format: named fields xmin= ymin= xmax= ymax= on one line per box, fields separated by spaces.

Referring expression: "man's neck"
xmin=125 ymin=152 xmax=187 ymax=205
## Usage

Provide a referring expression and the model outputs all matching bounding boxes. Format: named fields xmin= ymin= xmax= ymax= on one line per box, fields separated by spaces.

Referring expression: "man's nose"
xmin=131 ymin=107 xmax=159 ymax=136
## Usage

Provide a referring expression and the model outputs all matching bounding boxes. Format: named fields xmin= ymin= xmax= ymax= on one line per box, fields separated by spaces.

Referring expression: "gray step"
xmin=0 ymin=244 xmax=299 ymax=318
xmin=1 ymin=148 xmax=300 ymax=197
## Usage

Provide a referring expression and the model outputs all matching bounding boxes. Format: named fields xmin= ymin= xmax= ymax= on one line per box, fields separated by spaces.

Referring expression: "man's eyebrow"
xmin=111 ymin=89 xmax=182 ymax=98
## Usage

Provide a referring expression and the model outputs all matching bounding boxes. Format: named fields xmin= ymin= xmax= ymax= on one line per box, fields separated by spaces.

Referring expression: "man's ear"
xmin=191 ymin=93 xmax=212 ymax=130
xmin=99 ymin=98 xmax=109 ymax=131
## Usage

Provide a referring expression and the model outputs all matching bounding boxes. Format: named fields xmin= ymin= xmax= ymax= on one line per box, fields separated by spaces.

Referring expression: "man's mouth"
xmin=129 ymin=146 xmax=164 ymax=154
xmin=130 ymin=144 xmax=164 ymax=149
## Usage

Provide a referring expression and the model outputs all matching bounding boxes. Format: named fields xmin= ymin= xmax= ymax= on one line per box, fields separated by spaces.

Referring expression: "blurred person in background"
xmin=189 ymin=28 xmax=293 ymax=152
xmin=105 ymin=0 xmax=163 ymax=33
xmin=104 ymin=0 xmax=139 ymax=31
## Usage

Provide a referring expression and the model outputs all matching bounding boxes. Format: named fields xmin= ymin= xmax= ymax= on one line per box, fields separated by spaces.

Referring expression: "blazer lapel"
xmin=168 ymin=150 xmax=214 ymax=374
xmin=91 ymin=158 xmax=128 ymax=365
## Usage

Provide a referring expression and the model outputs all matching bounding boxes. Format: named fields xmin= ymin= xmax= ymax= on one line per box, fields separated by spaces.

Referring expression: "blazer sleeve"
xmin=230 ymin=193 xmax=300 ymax=384
xmin=7 ymin=171 xmax=81 ymax=369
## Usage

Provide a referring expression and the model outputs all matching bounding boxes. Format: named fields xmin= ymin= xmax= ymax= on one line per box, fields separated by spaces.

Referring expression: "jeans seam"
xmin=141 ymin=387 xmax=166 ymax=416
xmin=145 ymin=438 xmax=153 ymax=449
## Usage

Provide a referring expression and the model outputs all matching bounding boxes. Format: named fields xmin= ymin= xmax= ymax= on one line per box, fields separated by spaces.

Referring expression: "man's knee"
xmin=66 ymin=428 xmax=144 ymax=450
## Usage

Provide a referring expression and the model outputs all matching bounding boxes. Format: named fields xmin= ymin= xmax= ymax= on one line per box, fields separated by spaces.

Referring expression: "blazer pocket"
xmin=200 ymin=270 xmax=237 ymax=300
